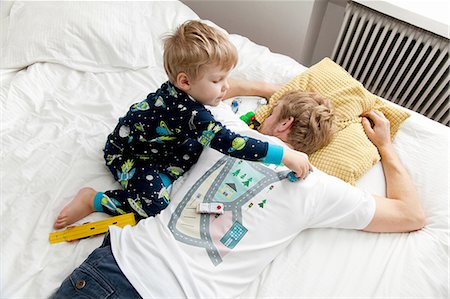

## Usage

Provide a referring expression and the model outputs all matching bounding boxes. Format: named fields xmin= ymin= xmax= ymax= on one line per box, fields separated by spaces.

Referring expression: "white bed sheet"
xmin=1 ymin=1 xmax=448 ymax=298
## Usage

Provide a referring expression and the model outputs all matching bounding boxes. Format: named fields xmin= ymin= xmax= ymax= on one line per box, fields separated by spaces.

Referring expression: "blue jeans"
xmin=52 ymin=234 xmax=142 ymax=299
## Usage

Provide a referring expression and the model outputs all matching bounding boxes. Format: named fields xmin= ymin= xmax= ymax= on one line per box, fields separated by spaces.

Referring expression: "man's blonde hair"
xmin=277 ymin=91 xmax=336 ymax=155
xmin=163 ymin=20 xmax=238 ymax=83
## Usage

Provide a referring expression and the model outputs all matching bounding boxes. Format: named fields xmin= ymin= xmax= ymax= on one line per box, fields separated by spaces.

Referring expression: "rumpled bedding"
xmin=1 ymin=1 xmax=448 ymax=298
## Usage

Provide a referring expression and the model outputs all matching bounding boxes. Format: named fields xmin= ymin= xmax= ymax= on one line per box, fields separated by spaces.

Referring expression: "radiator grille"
xmin=332 ymin=1 xmax=449 ymax=126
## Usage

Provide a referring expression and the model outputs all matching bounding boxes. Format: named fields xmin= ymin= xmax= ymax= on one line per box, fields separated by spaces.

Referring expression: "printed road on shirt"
xmin=168 ymin=156 xmax=288 ymax=266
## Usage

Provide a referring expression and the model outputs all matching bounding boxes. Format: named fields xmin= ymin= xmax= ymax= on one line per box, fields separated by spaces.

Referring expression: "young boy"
xmin=53 ymin=20 xmax=312 ymax=229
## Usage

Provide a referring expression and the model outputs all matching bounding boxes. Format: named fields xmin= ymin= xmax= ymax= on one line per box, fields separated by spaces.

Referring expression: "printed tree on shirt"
xmin=242 ymin=177 xmax=252 ymax=187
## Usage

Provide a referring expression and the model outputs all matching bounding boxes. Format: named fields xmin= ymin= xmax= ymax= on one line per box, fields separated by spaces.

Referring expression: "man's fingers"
xmin=362 ymin=109 xmax=375 ymax=117
xmin=372 ymin=109 xmax=386 ymax=118
xmin=362 ymin=110 xmax=386 ymax=122
xmin=362 ymin=117 xmax=374 ymax=133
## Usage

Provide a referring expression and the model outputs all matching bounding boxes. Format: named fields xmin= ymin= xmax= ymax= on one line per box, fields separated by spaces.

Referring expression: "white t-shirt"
xmin=109 ymin=102 xmax=376 ymax=298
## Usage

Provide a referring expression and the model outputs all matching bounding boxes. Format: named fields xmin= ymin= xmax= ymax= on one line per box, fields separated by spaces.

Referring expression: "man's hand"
xmin=281 ymin=148 xmax=314 ymax=180
xmin=224 ymin=78 xmax=282 ymax=100
xmin=361 ymin=110 xmax=392 ymax=151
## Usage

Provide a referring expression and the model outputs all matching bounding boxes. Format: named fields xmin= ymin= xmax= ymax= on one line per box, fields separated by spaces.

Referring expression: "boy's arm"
xmin=187 ymin=107 xmax=313 ymax=179
xmin=187 ymin=108 xmax=285 ymax=163
xmin=224 ymin=78 xmax=282 ymax=100
xmin=362 ymin=110 xmax=425 ymax=233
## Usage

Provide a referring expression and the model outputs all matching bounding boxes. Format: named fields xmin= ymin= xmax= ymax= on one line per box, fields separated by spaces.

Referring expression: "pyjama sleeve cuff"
xmin=262 ymin=144 xmax=284 ymax=165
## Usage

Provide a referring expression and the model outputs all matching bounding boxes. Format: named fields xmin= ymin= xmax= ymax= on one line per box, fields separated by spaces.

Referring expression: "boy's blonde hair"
xmin=277 ymin=91 xmax=336 ymax=155
xmin=163 ymin=20 xmax=238 ymax=83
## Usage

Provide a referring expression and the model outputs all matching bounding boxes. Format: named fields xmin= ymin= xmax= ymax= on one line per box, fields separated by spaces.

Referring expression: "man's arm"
xmin=224 ymin=78 xmax=282 ymax=100
xmin=362 ymin=110 xmax=425 ymax=233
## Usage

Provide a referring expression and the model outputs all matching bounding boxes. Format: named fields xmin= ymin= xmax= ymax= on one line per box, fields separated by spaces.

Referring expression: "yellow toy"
xmin=49 ymin=213 xmax=136 ymax=244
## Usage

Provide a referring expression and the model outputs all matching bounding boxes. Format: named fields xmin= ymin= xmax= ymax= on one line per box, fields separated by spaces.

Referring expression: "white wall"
xmin=182 ymin=0 xmax=327 ymax=66
xmin=312 ymin=0 xmax=346 ymax=65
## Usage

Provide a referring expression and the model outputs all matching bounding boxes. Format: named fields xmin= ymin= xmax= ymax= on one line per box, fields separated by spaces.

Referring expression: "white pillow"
xmin=1 ymin=1 xmax=156 ymax=72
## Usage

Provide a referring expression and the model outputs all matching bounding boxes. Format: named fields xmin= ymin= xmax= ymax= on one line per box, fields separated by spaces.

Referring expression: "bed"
xmin=0 ymin=1 xmax=448 ymax=298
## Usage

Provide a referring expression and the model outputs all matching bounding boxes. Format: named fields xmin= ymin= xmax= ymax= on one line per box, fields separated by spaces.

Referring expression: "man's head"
xmin=259 ymin=91 xmax=336 ymax=155
xmin=163 ymin=20 xmax=238 ymax=106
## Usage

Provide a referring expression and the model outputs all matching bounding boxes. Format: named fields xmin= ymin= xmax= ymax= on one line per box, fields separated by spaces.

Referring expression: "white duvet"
xmin=1 ymin=1 xmax=448 ymax=298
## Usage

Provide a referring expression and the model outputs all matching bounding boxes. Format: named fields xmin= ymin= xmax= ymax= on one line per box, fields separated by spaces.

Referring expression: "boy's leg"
xmin=52 ymin=234 xmax=142 ymax=299
xmin=95 ymin=168 xmax=171 ymax=219
xmin=53 ymin=159 xmax=172 ymax=228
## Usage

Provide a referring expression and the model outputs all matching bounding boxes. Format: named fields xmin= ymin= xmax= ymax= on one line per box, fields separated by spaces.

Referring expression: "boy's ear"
xmin=176 ymin=72 xmax=191 ymax=91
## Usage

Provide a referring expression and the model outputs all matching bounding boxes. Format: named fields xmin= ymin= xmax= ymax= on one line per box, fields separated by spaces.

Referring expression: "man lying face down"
xmin=52 ymin=79 xmax=424 ymax=299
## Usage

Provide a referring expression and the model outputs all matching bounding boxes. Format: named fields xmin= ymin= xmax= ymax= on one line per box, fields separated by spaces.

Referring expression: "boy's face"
xmin=186 ymin=65 xmax=231 ymax=106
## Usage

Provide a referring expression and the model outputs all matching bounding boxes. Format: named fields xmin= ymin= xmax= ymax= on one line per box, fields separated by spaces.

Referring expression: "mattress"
xmin=1 ymin=1 xmax=448 ymax=298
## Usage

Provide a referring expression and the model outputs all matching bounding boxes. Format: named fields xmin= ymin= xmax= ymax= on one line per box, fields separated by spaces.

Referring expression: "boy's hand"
xmin=282 ymin=148 xmax=314 ymax=180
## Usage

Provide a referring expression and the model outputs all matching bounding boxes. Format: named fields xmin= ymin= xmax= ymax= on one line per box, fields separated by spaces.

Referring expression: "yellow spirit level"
xmin=49 ymin=213 xmax=136 ymax=244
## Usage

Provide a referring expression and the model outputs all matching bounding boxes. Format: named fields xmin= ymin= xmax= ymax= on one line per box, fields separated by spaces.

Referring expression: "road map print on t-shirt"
xmin=168 ymin=156 xmax=289 ymax=266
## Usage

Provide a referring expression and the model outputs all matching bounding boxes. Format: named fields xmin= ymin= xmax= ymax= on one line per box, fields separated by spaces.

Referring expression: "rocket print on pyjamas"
xmin=116 ymin=159 xmax=136 ymax=188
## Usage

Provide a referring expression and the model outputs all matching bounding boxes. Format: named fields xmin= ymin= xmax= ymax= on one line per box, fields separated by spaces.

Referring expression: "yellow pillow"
xmin=255 ymin=57 xmax=409 ymax=185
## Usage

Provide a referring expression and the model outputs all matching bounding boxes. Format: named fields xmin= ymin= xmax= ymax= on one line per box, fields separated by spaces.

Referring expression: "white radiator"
xmin=332 ymin=1 xmax=449 ymax=126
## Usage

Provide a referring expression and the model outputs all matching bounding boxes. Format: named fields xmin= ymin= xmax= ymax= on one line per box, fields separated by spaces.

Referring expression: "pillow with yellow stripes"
xmin=255 ymin=57 xmax=410 ymax=185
